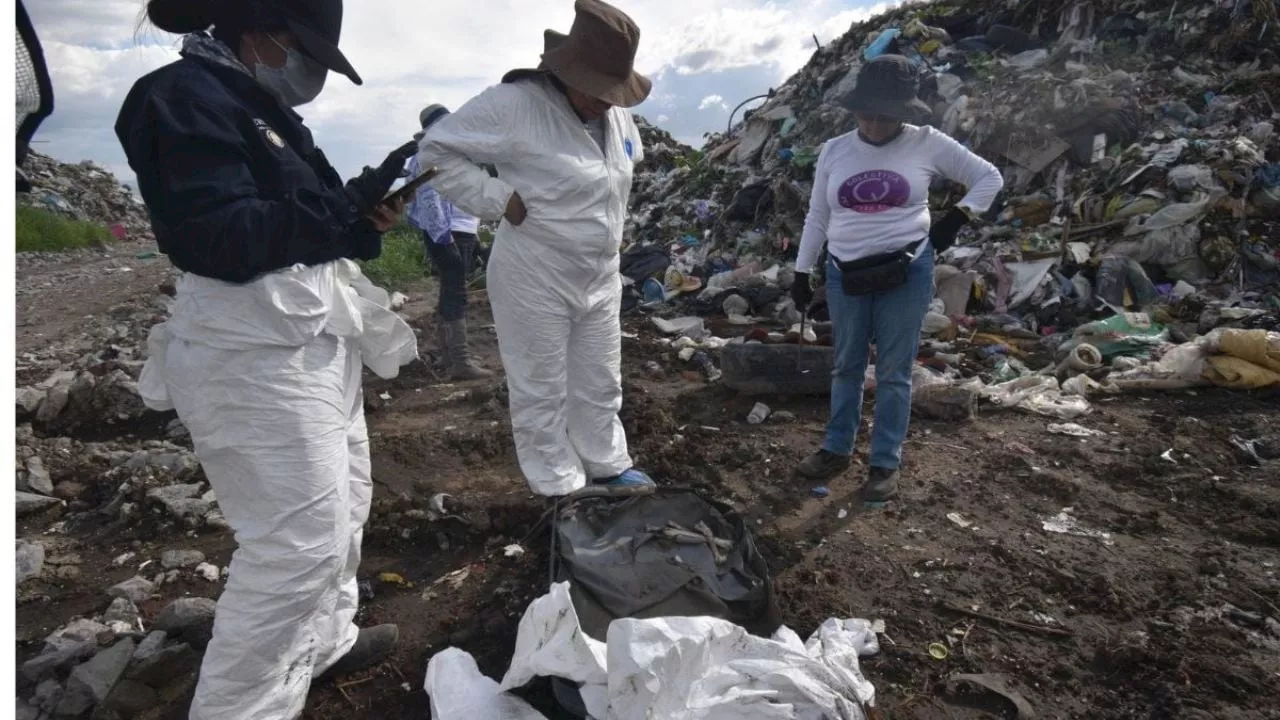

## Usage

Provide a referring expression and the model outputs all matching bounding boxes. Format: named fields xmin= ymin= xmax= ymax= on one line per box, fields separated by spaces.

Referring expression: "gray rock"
xmin=154 ymin=597 xmax=217 ymax=650
xmin=99 ymin=678 xmax=160 ymax=716
xmin=102 ymin=598 xmax=140 ymax=628
xmin=22 ymin=641 xmax=98 ymax=682
xmin=164 ymin=418 xmax=190 ymax=440
xmin=131 ymin=631 xmax=167 ymax=663
xmin=37 ymin=370 xmax=77 ymax=391
xmin=34 ymin=678 xmax=63 ymax=713
xmin=150 ymin=452 xmax=197 ymax=474
xmin=126 ymin=641 xmax=200 ymax=686
xmin=17 ymin=539 xmax=45 ymax=583
xmin=106 ymin=451 xmax=133 ymax=467
xmin=57 ymin=638 xmax=135 ymax=716
xmin=160 ymin=548 xmax=206 ymax=570
xmin=16 ymin=387 xmax=45 ymax=416
xmin=26 ymin=457 xmax=54 ymax=496
xmin=204 ymin=510 xmax=230 ymax=530
xmin=123 ymin=451 xmax=149 ymax=471
xmin=17 ymin=491 xmax=63 ymax=516
xmin=36 ymin=383 xmax=71 ymax=424
xmin=16 ymin=699 xmax=40 ymax=720
xmin=44 ymin=619 xmax=111 ymax=654
xmin=107 ymin=576 xmax=155 ymax=604
xmin=147 ymin=483 xmax=213 ymax=521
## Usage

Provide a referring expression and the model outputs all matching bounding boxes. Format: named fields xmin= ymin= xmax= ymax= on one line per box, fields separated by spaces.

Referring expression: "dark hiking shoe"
xmin=798 ymin=450 xmax=852 ymax=480
xmin=860 ymin=467 xmax=900 ymax=504
xmin=317 ymin=624 xmax=398 ymax=680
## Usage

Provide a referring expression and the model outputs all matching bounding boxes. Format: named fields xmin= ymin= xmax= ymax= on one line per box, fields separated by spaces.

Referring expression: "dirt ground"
xmin=14 ymin=247 xmax=1280 ymax=719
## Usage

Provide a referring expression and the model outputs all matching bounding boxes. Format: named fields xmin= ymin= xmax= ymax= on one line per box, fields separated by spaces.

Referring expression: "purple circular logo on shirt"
xmin=837 ymin=170 xmax=911 ymax=213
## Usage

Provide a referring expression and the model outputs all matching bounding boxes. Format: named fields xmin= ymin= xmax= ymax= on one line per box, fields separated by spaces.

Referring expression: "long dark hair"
xmin=142 ymin=0 xmax=287 ymax=54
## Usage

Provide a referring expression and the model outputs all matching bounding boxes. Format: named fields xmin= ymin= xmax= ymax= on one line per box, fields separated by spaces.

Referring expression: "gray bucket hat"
xmin=845 ymin=55 xmax=931 ymax=119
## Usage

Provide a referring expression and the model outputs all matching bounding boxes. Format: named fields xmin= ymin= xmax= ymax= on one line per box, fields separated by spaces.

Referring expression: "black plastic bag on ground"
xmin=546 ymin=488 xmax=782 ymax=715
xmin=552 ymin=489 xmax=781 ymax=642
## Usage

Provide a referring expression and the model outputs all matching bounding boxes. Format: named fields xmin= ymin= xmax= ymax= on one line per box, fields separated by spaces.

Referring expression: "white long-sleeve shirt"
xmin=795 ymin=124 xmax=1003 ymax=273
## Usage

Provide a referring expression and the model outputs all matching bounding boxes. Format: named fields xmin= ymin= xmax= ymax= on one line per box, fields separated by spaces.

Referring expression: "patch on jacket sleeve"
xmin=623 ymin=137 xmax=634 ymax=159
xmin=253 ymin=118 xmax=285 ymax=148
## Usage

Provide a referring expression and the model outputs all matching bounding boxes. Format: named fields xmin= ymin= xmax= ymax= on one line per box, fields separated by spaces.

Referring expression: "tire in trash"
xmin=721 ymin=342 xmax=834 ymax=395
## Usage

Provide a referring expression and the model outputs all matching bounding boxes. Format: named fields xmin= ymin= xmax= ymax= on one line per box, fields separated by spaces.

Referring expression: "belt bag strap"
xmin=835 ymin=237 xmax=928 ymax=297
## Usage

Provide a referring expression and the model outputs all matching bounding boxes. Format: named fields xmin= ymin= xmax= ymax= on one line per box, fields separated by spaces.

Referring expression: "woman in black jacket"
xmin=115 ymin=1 xmax=417 ymax=717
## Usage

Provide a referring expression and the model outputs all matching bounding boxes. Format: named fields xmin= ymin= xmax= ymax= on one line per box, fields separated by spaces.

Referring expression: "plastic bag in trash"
xmin=1069 ymin=313 xmax=1169 ymax=360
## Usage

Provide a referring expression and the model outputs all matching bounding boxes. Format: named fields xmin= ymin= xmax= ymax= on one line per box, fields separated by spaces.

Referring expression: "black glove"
xmin=344 ymin=140 xmax=419 ymax=217
xmin=791 ymin=272 xmax=814 ymax=312
xmin=928 ymin=206 xmax=971 ymax=253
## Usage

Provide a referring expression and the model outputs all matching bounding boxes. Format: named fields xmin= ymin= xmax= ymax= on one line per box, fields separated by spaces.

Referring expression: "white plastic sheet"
xmin=970 ymin=376 xmax=1092 ymax=419
xmin=425 ymin=582 xmax=881 ymax=720
xmin=425 ymin=648 xmax=549 ymax=720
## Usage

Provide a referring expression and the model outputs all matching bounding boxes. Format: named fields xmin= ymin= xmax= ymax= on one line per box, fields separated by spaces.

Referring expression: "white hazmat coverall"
xmin=138 ymin=260 xmax=417 ymax=719
xmin=419 ymin=74 xmax=644 ymax=497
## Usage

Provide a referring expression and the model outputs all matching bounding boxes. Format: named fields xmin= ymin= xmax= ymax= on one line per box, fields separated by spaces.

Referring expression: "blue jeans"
xmin=422 ymin=231 xmax=477 ymax=322
xmin=823 ymin=246 xmax=936 ymax=469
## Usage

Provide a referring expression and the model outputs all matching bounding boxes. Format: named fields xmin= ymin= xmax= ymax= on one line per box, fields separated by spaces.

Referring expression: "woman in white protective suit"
xmin=419 ymin=0 xmax=656 ymax=498
xmin=115 ymin=0 xmax=418 ymax=717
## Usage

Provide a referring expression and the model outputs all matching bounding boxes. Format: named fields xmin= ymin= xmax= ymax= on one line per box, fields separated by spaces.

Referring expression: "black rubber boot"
xmin=443 ymin=318 xmax=494 ymax=381
xmin=860 ymin=467 xmax=900 ymax=503
xmin=798 ymin=449 xmax=852 ymax=480
xmin=316 ymin=624 xmax=398 ymax=680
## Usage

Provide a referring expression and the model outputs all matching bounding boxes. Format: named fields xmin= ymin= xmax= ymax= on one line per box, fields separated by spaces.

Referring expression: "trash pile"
xmin=17 ymin=151 xmax=153 ymax=241
xmin=622 ymin=0 xmax=1280 ymax=404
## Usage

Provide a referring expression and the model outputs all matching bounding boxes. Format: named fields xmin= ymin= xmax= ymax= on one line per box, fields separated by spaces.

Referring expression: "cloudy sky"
xmin=27 ymin=0 xmax=897 ymax=187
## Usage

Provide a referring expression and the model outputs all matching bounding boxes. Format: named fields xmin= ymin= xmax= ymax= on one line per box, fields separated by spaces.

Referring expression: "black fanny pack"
xmin=835 ymin=239 xmax=926 ymax=296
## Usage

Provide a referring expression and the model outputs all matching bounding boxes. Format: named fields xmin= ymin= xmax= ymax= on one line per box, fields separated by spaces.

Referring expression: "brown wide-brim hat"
xmin=538 ymin=0 xmax=652 ymax=108
xmin=501 ymin=30 xmax=569 ymax=85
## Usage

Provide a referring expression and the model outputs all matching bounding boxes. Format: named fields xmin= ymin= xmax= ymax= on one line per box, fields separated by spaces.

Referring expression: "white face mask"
xmin=251 ymin=34 xmax=327 ymax=107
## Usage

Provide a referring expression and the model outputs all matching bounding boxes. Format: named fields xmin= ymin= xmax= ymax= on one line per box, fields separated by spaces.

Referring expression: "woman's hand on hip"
xmin=504 ymin=192 xmax=527 ymax=226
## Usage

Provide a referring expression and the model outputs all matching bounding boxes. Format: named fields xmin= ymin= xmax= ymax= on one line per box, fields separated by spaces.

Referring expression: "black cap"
xmin=265 ymin=0 xmax=362 ymax=85
xmin=846 ymin=55 xmax=930 ymax=120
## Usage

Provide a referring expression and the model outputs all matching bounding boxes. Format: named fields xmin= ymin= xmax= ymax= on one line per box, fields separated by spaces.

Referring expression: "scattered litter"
xmin=194 ymin=562 xmax=220 ymax=582
xmin=1047 ymin=423 xmax=1105 ymax=438
xmin=811 ymin=486 xmax=830 ymax=499
xmin=950 ymin=673 xmax=1037 ymax=719
xmin=746 ymin=402 xmax=771 ymax=425
xmin=378 ymin=572 xmax=412 ymax=588
xmin=946 ymin=513 xmax=974 ymax=529
xmin=928 ymin=642 xmax=950 ymax=660
xmin=1042 ymin=508 xmax=1114 ymax=545
xmin=503 ymin=544 xmax=526 ymax=558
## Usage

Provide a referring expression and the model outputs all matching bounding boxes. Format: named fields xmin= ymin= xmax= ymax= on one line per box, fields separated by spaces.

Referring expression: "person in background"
xmin=418 ymin=0 xmax=655 ymax=499
xmin=407 ymin=103 xmax=494 ymax=381
xmin=115 ymin=0 xmax=418 ymax=717
xmin=791 ymin=54 xmax=1003 ymax=503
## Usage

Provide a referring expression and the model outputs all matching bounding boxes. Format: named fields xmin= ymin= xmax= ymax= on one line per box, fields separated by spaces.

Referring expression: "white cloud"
xmin=698 ymin=94 xmax=727 ymax=111
xmin=25 ymin=0 xmax=901 ymax=183
xmin=656 ymin=114 xmax=671 ymax=123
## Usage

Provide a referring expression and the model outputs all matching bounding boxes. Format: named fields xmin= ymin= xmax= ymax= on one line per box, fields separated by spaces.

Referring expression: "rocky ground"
xmin=13 ymin=243 xmax=1280 ymax=719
